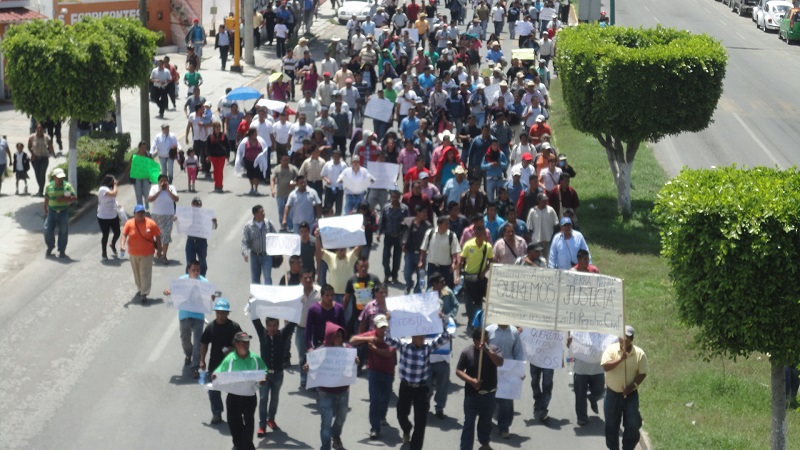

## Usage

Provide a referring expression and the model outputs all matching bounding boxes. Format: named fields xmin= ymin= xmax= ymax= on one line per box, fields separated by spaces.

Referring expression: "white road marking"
xmin=731 ymin=112 xmax=783 ymax=167
xmin=148 ymin=319 xmax=178 ymax=362
xmin=736 ymin=31 xmax=746 ymax=40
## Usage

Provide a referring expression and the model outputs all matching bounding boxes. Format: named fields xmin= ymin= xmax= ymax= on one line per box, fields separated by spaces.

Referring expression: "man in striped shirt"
xmin=241 ymin=204 xmax=278 ymax=285
xmin=384 ymin=319 xmax=450 ymax=450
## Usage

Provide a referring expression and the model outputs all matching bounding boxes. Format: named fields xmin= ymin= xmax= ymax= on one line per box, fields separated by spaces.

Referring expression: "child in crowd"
xmin=184 ymin=148 xmax=198 ymax=192
xmin=12 ymin=142 xmax=29 ymax=195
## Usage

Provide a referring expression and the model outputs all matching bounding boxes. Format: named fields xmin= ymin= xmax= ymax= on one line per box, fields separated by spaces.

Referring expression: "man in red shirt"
xmin=350 ymin=313 xmax=396 ymax=440
xmin=571 ymin=249 xmax=599 ymax=273
xmin=546 ymin=173 xmax=579 ymax=217
xmin=402 ymin=181 xmax=434 ymax=221
xmin=355 ymin=131 xmax=381 ymax=166
xmin=403 ymin=156 xmax=431 ymax=192
xmin=406 ymin=0 xmax=421 ymax=21
xmin=528 ymin=115 xmax=552 ymax=143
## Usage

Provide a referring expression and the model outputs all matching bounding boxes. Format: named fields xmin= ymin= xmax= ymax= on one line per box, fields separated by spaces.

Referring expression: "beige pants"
xmin=130 ymin=254 xmax=154 ymax=296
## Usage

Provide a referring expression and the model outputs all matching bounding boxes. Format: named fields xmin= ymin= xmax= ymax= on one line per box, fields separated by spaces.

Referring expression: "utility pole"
xmin=230 ymin=0 xmax=243 ymax=72
xmin=139 ymin=0 xmax=151 ymax=145
xmin=244 ymin=0 xmax=254 ymax=65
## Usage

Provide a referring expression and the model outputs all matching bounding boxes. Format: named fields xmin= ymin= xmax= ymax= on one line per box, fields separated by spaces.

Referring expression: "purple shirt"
xmin=305 ymin=302 xmax=346 ymax=350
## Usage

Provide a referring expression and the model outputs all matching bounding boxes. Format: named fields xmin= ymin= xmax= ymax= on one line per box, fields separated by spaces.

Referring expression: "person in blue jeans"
xmin=252 ymin=317 xmax=292 ymax=438
xmin=480 ymin=138 xmax=508 ymax=203
xmin=401 ymin=205 xmax=432 ymax=294
xmin=601 ymin=325 xmax=648 ymax=450
xmin=43 ymin=168 xmax=76 ymax=258
xmin=349 ymin=314 xmax=396 ymax=439
xmin=240 ymin=204 xmax=277 ymax=284
xmin=184 ymin=196 xmax=217 ymax=276
xmin=305 ymin=322 xmax=357 ymax=450
xmin=530 ymin=362 xmax=554 ymax=423
xmin=457 ymin=327 xmax=504 ymax=450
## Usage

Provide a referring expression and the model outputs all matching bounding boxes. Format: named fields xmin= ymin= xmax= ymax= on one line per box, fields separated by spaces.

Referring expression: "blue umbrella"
xmin=225 ymin=86 xmax=262 ymax=101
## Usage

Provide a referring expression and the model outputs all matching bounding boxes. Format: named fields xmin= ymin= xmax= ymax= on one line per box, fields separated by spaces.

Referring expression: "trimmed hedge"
xmin=554 ymin=25 xmax=727 ymax=143
xmin=77 ymin=131 xmax=131 ymax=178
xmin=55 ymin=161 xmax=99 ymax=198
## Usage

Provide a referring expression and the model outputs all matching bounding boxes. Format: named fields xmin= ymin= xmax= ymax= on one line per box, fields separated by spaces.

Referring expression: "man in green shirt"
xmin=43 ymin=168 xmax=76 ymax=258
xmin=212 ymin=331 xmax=267 ymax=450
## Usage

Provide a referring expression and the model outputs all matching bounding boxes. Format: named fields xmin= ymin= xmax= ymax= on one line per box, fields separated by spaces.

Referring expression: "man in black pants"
xmin=149 ymin=59 xmax=171 ymax=119
xmin=378 ymin=190 xmax=409 ymax=284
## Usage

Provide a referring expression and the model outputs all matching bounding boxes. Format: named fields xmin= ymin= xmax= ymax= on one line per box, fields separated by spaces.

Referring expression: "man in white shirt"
xmin=491 ymin=3 xmax=505 ymax=35
xmin=288 ymin=113 xmax=314 ymax=156
xmin=316 ymin=72 xmax=337 ymax=107
xmin=420 ymin=216 xmax=462 ymax=288
xmin=510 ymin=151 xmax=535 ymax=183
xmin=320 ymin=149 xmax=348 ymax=215
xmin=515 ymin=15 xmax=535 ymax=47
xmin=150 ymin=60 xmax=172 ymax=118
xmin=396 ymin=85 xmax=418 ymax=123
xmin=150 ymin=123 xmax=181 ymax=183
xmin=526 ymin=192 xmax=558 ymax=257
xmin=490 ymin=81 xmax=514 ymax=108
xmin=320 ymin=54 xmax=339 ymax=79
xmin=272 ymin=111 xmax=293 ymax=159
xmin=297 ymin=89 xmax=322 ymax=120
xmin=337 ymin=157 xmax=375 ymax=215
xmin=254 ymin=108 xmax=274 ymax=149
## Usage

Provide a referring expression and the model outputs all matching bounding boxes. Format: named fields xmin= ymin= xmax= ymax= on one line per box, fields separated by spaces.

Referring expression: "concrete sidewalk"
xmin=0 ymin=6 xmax=346 ymax=276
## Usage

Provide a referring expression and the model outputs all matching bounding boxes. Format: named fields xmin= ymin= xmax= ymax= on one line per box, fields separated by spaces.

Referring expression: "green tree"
xmin=654 ymin=166 xmax=800 ymax=450
xmin=1 ymin=18 xmax=158 ymax=190
xmin=554 ymin=25 xmax=727 ymax=218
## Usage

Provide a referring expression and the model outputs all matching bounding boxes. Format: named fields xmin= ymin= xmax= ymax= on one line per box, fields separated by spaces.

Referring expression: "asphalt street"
xmin=617 ymin=0 xmax=800 ymax=176
xmin=0 ymin=5 xmax=609 ymax=450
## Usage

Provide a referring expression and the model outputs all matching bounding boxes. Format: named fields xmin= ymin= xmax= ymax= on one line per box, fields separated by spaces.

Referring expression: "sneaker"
xmin=267 ymin=419 xmax=278 ymax=430
xmin=435 ymin=410 xmax=445 ymax=420
xmin=210 ymin=414 xmax=222 ymax=424
xmin=192 ymin=368 xmax=200 ymax=379
xmin=540 ymin=413 xmax=550 ymax=424
xmin=590 ymin=398 xmax=599 ymax=414
xmin=478 ymin=445 xmax=494 ymax=450
xmin=501 ymin=431 xmax=510 ymax=439
xmin=332 ymin=437 xmax=344 ymax=449
xmin=45 ymin=247 xmax=54 ymax=257
xmin=257 ymin=427 xmax=267 ymax=437
xmin=140 ymin=296 xmax=148 ymax=304
xmin=184 ymin=356 xmax=191 ymax=365
xmin=403 ymin=433 xmax=410 ymax=444
xmin=369 ymin=430 xmax=379 ymax=440
xmin=300 ymin=381 xmax=306 ymax=390
xmin=110 ymin=245 xmax=118 ymax=257
xmin=381 ymin=418 xmax=389 ymax=426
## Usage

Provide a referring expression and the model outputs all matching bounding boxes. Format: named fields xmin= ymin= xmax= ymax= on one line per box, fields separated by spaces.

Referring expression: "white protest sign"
xmin=341 ymin=172 xmax=373 ymax=194
xmin=364 ymin=95 xmax=395 ymax=123
xmin=175 ymin=206 xmax=215 ymax=240
xmin=483 ymin=84 xmax=501 ymax=104
xmin=265 ymin=233 xmax=301 ymax=256
xmin=248 ymin=285 xmax=304 ymax=323
xmin=520 ymin=328 xmax=565 ymax=369
xmin=386 ymin=292 xmax=443 ymax=338
xmin=167 ymin=278 xmax=217 ymax=314
xmin=569 ymin=331 xmax=618 ymax=364
xmin=486 ymin=264 xmax=624 ymax=336
xmin=368 ymin=161 xmax=400 ymax=190
xmin=405 ymin=27 xmax=419 ymax=42
xmin=306 ymin=347 xmax=358 ymax=389
xmin=205 ymin=370 xmax=264 ymax=395
xmin=257 ymin=98 xmax=287 ymax=113
xmin=318 ymin=214 xmax=367 ymax=249
xmin=496 ymin=359 xmax=526 ymax=400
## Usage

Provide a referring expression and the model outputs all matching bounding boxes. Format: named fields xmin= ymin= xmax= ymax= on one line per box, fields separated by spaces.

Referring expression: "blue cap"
xmin=559 ymin=217 xmax=573 ymax=227
xmin=133 ymin=204 xmax=146 ymax=213
xmin=213 ymin=298 xmax=231 ymax=312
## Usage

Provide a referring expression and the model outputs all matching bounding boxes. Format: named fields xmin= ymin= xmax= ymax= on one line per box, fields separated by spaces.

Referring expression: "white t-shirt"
xmin=275 ymin=24 xmax=288 ymax=38
xmin=492 ymin=6 xmax=505 ymax=22
xmin=148 ymin=185 xmax=178 ymax=216
xmin=289 ymin=122 xmax=314 ymax=154
xmin=538 ymin=166 xmax=562 ymax=192
xmin=97 ymin=186 xmax=118 ymax=220
xmin=515 ymin=20 xmax=534 ymax=36
xmin=272 ymin=121 xmax=293 ymax=144
xmin=320 ymin=159 xmax=348 ymax=189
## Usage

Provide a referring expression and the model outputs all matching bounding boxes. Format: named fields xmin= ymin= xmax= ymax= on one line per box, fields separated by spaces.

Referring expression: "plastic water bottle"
xmin=418 ymin=270 xmax=426 ymax=292
xmin=119 ymin=249 xmax=126 ymax=259
xmin=198 ymin=370 xmax=206 ymax=385
xmin=453 ymin=275 xmax=464 ymax=296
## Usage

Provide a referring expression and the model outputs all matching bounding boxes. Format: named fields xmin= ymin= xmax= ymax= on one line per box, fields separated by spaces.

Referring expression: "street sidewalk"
xmin=0 ymin=7 xmax=346 ymax=276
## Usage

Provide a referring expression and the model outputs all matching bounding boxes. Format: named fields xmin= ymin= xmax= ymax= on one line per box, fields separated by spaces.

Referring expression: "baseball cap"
xmin=133 ymin=204 xmax=146 ymax=213
xmin=535 ymin=115 xmax=545 ymax=123
xmin=521 ymin=153 xmax=533 ymax=161
xmin=559 ymin=217 xmax=573 ymax=227
xmin=374 ymin=314 xmax=389 ymax=329
xmin=52 ymin=168 xmax=66 ymax=179
xmin=323 ymin=71 xmax=331 ymax=77
xmin=233 ymin=331 xmax=252 ymax=342
xmin=527 ymin=242 xmax=544 ymax=252
xmin=558 ymin=153 xmax=568 ymax=161
xmin=161 ymin=123 xmax=170 ymax=129
xmin=419 ymin=172 xmax=430 ymax=179
xmin=511 ymin=168 xmax=521 ymax=177
xmin=625 ymin=325 xmax=635 ymax=337
xmin=540 ymin=142 xmax=552 ymax=151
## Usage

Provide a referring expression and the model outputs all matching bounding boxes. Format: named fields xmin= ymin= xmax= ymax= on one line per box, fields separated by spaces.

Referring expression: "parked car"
xmin=732 ymin=0 xmax=759 ymax=16
xmin=779 ymin=8 xmax=800 ymax=43
xmin=756 ymin=0 xmax=792 ymax=31
xmin=337 ymin=0 xmax=377 ymax=25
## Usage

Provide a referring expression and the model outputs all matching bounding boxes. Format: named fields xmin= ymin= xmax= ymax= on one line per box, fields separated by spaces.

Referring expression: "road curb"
xmin=638 ymin=429 xmax=652 ymax=450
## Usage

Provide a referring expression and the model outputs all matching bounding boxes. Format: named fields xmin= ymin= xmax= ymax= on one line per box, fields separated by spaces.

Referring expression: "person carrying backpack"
xmin=419 ymin=216 xmax=462 ymax=289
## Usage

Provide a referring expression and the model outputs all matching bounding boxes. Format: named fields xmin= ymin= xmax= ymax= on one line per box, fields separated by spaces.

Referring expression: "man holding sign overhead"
xmin=337 ymin=157 xmax=375 ymax=215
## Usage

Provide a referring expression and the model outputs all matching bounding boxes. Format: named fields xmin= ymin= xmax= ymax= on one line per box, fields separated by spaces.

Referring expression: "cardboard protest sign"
xmin=167 ymin=278 xmax=217 ymax=314
xmin=305 ymin=347 xmax=358 ymax=389
xmin=568 ymin=331 xmax=618 ymax=364
xmin=368 ymin=161 xmax=400 ymax=190
xmin=520 ymin=328 xmax=565 ymax=370
xmin=496 ymin=359 xmax=526 ymax=400
xmin=386 ymin=292 xmax=443 ymax=338
xmin=248 ymin=285 xmax=304 ymax=323
xmin=265 ymin=233 xmax=301 ymax=256
xmin=364 ymin=96 xmax=395 ymax=123
xmin=318 ymin=215 xmax=367 ymax=249
xmin=175 ymin=206 xmax=215 ymax=240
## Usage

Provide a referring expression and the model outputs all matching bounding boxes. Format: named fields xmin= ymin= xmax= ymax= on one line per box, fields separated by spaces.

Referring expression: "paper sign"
xmin=306 ymin=347 xmax=358 ymax=389
xmin=520 ymin=328 xmax=565 ymax=370
xmin=256 ymin=98 xmax=287 ymax=113
xmin=167 ymin=278 xmax=217 ymax=314
xmin=341 ymin=172 xmax=373 ymax=194
xmin=206 ymin=370 xmax=264 ymax=395
xmin=265 ymin=233 xmax=301 ymax=256
xmin=486 ymin=264 xmax=624 ymax=336
xmin=130 ymin=154 xmax=161 ymax=183
xmin=248 ymin=285 xmax=305 ymax=323
xmin=496 ymin=359 xmax=526 ymax=400
xmin=405 ymin=27 xmax=419 ymax=42
xmin=386 ymin=292 xmax=443 ymax=338
xmin=432 ymin=317 xmax=457 ymax=355
xmin=364 ymin=96 xmax=395 ymax=123
xmin=318 ymin=214 xmax=367 ymax=249
xmin=368 ymin=161 xmax=400 ymax=190
xmin=484 ymin=84 xmax=501 ymax=104
xmin=569 ymin=331 xmax=618 ymax=364
xmin=175 ymin=206 xmax=215 ymax=240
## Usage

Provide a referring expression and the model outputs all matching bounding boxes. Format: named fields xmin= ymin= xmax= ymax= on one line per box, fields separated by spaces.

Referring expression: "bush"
xmin=77 ymin=132 xmax=131 ymax=177
xmin=54 ymin=161 xmax=99 ymax=199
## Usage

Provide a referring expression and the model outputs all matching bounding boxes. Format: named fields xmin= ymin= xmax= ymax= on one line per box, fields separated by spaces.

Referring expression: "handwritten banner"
xmin=368 ymin=161 xmax=400 ymax=190
xmin=318 ymin=214 xmax=367 ymax=249
xmin=520 ymin=328 xmax=565 ymax=369
xmin=486 ymin=264 xmax=624 ymax=336
xmin=386 ymin=292 xmax=443 ymax=338
xmin=306 ymin=347 xmax=358 ymax=389
xmin=364 ymin=96 xmax=395 ymax=123
xmin=167 ymin=278 xmax=217 ymax=314
xmin=175 ymin=206 xmax=215 ymax=240
xmin=206 ymin=370 xmax=264 ymax=395
xmin=248 ymin=284 xmax=305 ymax=323
xmin=265 ymin=233 xmax=301 ymax=256
xmin=496 ymin=359 xmax=526 ymax=400
xmin=130 ymin=154 xmax=161 ymax=183
xmin=569 ymin=331 xmax=618 ymax=364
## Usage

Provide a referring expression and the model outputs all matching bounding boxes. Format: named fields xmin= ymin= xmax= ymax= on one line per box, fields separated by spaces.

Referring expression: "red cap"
xmin=193 ymin=18 xmax=199 ymax=23
xmin=323 ymin=71 xmax=331 ymax=77
xmin=521 ymin=153 xmax=533 ymax=161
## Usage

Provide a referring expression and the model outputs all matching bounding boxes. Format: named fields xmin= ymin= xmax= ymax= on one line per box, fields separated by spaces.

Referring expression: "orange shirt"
xmin=123 ymin=218 xmax=161 ymax=256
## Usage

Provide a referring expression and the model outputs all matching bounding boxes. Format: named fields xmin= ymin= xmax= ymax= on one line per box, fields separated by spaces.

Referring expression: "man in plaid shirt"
xmin=384 ymin=316 xmax=450 ymax=450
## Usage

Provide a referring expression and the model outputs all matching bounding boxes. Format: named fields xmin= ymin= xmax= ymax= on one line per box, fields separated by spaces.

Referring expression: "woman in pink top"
xmin=302 ymin=64 xmax=320 ymax=94
xmin=268 ymin=77 xmax=289 ymax=102
xmin=397 ymin=138 xmax=420 ymax=174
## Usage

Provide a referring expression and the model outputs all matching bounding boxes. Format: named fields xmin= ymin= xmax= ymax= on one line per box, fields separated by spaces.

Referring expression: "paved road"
xmin=617 ymin=0 xmax=800 ymax=176
xmin=0 ymin=5 xmax=609 ymax=450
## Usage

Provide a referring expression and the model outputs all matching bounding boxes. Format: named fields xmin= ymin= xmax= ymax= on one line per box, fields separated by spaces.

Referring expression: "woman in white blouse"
xmin=97 ymin=174 xmax=120 ymax=260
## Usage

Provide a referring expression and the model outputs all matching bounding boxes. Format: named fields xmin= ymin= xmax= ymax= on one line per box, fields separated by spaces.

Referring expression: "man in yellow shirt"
xmin=459 ymin=225 xmax=493 ymax=332
xmin=601 ymin=325 xmax=648 ymax=450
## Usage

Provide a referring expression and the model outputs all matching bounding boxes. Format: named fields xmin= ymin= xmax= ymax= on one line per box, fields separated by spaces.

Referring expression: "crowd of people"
xmin=9 ymin=1 xmax=656 ymax=450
